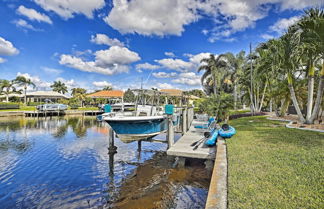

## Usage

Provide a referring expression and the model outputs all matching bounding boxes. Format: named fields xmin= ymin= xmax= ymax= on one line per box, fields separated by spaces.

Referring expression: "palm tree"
xmin=295 ymin=8 xmax=324 ymax=123
xmin=14 ymin=76 xmax=36 ymax=105
xmin=50 ymin=81 xmax=68 ymax=94
xmin=103 ymin=86 xmax=113 ymax=91
xmin=71 ymin=88 xmax=87 ymax=107
xmin=198 ymin=54 xmax=227 ymax=95
xmin=0 ymin=79 xmax=21 ymax=102
xmin=222 ymin=51 xmax=246 ymax=110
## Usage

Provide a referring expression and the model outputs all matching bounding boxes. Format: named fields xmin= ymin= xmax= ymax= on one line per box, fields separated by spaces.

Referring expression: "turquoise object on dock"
xmin=104 ymin=104 xmax=111 ymax=113
xmin=205 ymin=128 xmax=219 ymax=146
xmin=165 ymin=104 xmax=174 ymax=115
xmin=218 ymin=126 xmax=236 ymax=138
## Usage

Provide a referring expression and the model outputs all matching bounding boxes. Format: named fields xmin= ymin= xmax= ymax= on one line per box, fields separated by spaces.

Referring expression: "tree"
xmin=295 ymin=8 xmax=324 ymax=123
xmin=123 ymin=88 xmax=135 ymax=102
xmin=71 ymin=88 xmax=87 ymax=107
xmin=103 ymin=86 xmax=113 ymax=91
xmin=198 ymin=54 xmax=227 ymax=95
xmin=14 ymin=76 xmax=35 ymax=105
xmin=222 ymin=51 xmax=246 ymax=109
xmin=0 ymin=79 xmax=21 ymax=102
xmin=50 ymin=81 xmax=68 ymax=94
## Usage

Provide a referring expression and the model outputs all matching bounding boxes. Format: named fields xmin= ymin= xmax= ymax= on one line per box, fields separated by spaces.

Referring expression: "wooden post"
xmin=166 ymin=114 xmax=174 ymax=148
xmin=182 ymin=108 xmax=187 ymax=134
xmin=108 ymin=127 xmax=117 ymax=154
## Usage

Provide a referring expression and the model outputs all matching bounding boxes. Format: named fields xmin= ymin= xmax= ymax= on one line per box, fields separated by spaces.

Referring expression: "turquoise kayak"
xmin=205 ymin=128 xmax=219 ymax=146
xmin=194 ymin=117 xmax=215 ymax=129
xmin=218 ymin=126 xmax=236 ymax=138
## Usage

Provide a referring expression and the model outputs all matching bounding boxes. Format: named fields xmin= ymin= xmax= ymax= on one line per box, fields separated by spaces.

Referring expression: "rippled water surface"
xmin=0 ymin=116 xmax=210 ymax=209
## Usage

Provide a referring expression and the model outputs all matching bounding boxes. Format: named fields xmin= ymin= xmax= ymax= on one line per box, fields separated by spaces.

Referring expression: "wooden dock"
xmin=167 ymin=120 xmax=216 ymax=160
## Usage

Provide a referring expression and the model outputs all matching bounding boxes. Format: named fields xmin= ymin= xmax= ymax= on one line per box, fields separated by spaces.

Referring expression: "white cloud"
xmin=16 ymin=72 xmax=51 ymax=89
xmin=155 ymin=58 xmax=193 ymax=72
xmin=104 ymin=0 xmax=199 ymax=36
xmin=12 ymin=19 xmax=39 ymax=31
xmin=135 ymin=62 xmax=160 ymax=70
xmin=155 ymin=52 xmax=212 ymax=72
xmin=165 ymin=52 xmax=176 ymax=57
xmin=59 ymin=54 xmax=119 ymax=75
xmin=0 ymin=57 xmax=7 ymax=63
xmin=152 ymin=72 xmax=177 ymax=78
xmin=90 ymin=34 xmax=124 ymax=47
xmin=188 ymin=52 xmax=211 ymax=65
xmin=42 ymin=67 xmax=62 ymax=75
xmin=172 ymin=72 xmax=200 ymax=86
xmin=270 ymin=16 xmax=301 ymax=34
xmin=0 ymin=37 xmax=19 ymax=56
xmin=94 ymin=46 xmax=140 ymax=67
xmin=56 ymin=77 xmax=76 ymax=89
xmin=103 ymin=0 xmax=323 ymax=41
xmin=17 ymin=5 xmax=52 ymax=24
xmin=34 ymin=0 xmax=105 ymax=19
xmin=261 ymin=34 xmax=275 ymax=40
xmin=92 ymin=81 xmax=112 ymax=88
xmin=59 ymin=46 xmax=140 ymax=75
xmin=157 ymin=83 xmax=173 ymax=89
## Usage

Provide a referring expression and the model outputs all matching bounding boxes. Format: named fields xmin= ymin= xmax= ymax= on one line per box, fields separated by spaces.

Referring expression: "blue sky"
xmin=0 ymin=0 xmax=322 ymax=93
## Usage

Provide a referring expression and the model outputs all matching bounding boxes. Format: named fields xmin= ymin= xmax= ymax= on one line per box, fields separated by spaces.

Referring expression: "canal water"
xmin=0 ymin=116 xmax=210 ymax=209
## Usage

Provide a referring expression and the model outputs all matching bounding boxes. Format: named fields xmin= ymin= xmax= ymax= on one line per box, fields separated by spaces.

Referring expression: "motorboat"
xmin=98 ymin=89 xmax=172 ymax=142
xmin=36 ymin=104 xmax=68 ymax=111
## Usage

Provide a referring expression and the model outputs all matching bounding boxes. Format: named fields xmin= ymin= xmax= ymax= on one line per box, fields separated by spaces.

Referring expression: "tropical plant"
xmin=199 ymin=54 xmax=227 ymax=95
xmin=14 ymin=76 xmax=36 ymax=105
xmin=103 ymin=86 xmax=113 ymax=91
xmin=71 ymin=88 xmax=87 ymax=107
xmin=0 ymin=79 xmax=22 ymax=102
xmin=50 ymin=81 xmax=68 ymax=94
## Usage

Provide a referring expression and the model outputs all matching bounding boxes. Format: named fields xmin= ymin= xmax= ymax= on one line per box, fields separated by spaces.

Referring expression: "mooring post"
xmin=182 ymin=108 xmax=187 ymax=134
xmin=166 ymin=114 xmax=175 ymax=148
xmin=137 ymin=140 xmax=142 ymax=152
xmin=108 ymin=127 xmax=117 ymax=154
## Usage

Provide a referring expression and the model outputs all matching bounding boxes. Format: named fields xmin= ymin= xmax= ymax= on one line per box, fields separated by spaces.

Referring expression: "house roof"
xmin=159 ymin=89 xmax=183 ymax=97
xmin=87 ymin=90 xmax=124 ymax=98
xmin=26 ymin=91 xmax=70 ymax=98
xmin=0 ymin=91 xmax=70 ymax=99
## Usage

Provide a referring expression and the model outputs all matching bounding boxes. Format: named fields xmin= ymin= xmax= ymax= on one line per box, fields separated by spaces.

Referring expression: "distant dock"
xmin=0 ymin=110 xmax=104 ymax=117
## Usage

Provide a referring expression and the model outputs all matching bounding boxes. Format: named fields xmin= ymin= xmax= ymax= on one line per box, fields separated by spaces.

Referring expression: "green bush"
xmin=0 ymin=102 xmax=20 ymax=109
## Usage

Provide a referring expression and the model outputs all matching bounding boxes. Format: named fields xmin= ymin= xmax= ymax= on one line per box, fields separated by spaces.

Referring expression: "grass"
xmin=227 ymin=116 xmax=324 ymax=209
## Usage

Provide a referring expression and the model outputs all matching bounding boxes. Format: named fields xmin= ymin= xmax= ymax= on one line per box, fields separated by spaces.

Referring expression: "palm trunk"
xmin=258 ymin=82 xmax=268 ymax=112
xmin=269 ymin=99 xmax=273 ymax=112
xmin=233 ymin=80 xmax=237 ymax=110
xmin=310 ymin=74 xmax=324 ymax=122
xmin=306 ymin=64 xmax=315 ymax=123
xmin=212 ymin=72 xmax=217 ymax=95
xmin=279 ymin=98 xmax=290 ymax=117
xmin=24 ymin=86 xmax=27 ymax=105
xmin=248 ymin=87 xmax=255 ymax=114
xmin=6 ymin=94 xmax=9 ymax=103
xmin=288 ymin=84 xmax=305 ymax=123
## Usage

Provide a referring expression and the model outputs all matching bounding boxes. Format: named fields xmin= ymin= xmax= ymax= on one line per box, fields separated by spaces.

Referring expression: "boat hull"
xmin=103 ymin=116 xmax=167 ymax=142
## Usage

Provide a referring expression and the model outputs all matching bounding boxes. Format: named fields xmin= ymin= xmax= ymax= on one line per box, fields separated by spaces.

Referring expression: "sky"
xmin=0 ymin=0 xmax=323 ymax=93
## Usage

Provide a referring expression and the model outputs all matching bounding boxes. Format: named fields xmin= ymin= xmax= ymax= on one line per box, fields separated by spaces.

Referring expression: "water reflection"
xmin=0 ymin=116 xmax=209 ymax=209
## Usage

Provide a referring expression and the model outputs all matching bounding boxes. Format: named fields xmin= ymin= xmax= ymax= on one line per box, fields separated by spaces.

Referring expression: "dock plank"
xmin=167 ymin=120 xmax=216 ymax=159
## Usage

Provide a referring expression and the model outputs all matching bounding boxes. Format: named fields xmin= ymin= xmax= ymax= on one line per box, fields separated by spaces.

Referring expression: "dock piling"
xmin=166 ymin=114 xmax=175 ymax=148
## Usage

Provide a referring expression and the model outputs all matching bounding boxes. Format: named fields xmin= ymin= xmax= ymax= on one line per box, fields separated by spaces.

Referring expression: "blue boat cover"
xmin=205 ymin=128 xmax=219 ymax=146
xmin=218 ymin=126 xmax=236 ymax=138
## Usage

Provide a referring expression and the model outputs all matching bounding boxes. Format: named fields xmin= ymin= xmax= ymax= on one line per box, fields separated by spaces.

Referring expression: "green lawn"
xmin=227 ymin=116 xmax=324 ymax=209
xmin=229 ymin=109 xmax=251 ymax=115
